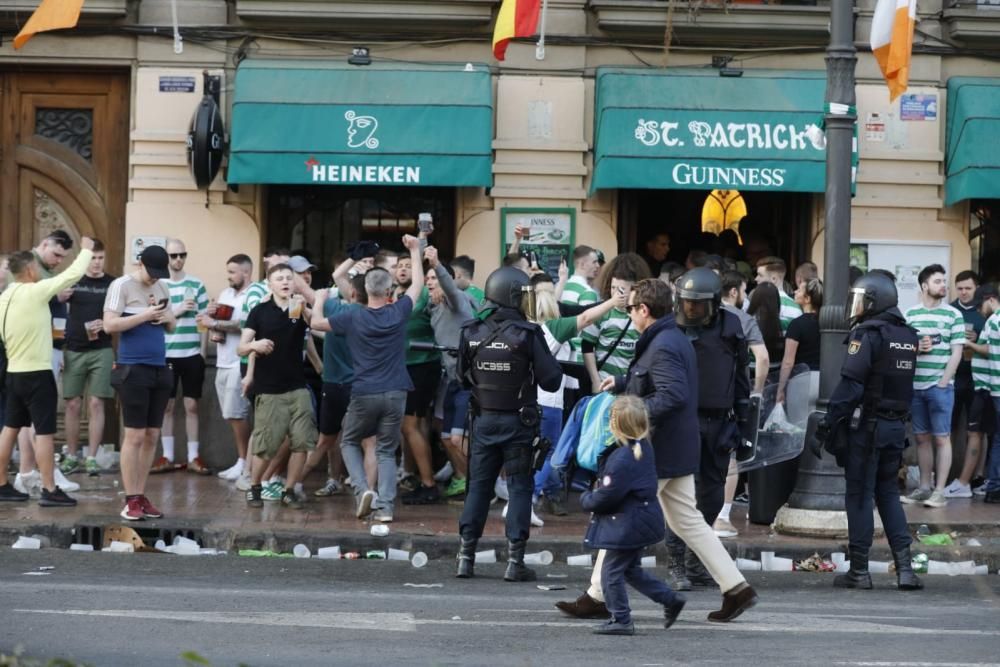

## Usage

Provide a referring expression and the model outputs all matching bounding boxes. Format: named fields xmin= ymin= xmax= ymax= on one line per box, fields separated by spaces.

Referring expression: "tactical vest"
xmin=463 ymin=318 xmax=536 ymax=412
xmin=858 ymin=319 xmax=918 ymax=413
xmin=690 ymin=310 xmax=745 ymax=411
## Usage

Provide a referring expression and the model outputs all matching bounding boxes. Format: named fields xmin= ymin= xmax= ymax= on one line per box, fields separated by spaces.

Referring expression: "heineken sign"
xmin=591 ymin=69 xmax=829 ymax=194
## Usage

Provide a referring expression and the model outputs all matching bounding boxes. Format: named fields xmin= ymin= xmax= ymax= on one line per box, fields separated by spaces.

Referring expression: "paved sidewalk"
xmin=1 ymin=470 xmax=998 ymax=566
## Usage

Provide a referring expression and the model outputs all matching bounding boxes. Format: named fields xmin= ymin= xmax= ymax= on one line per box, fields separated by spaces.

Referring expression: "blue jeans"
xmin=602 ymin=548 xmax=678 ymax=625
xmin=986 ymin=398 xmax=1000 ymax=493
xmin=533 ymin=406 xmax=563 ymax=498
xmin=910 ymin=385 xmax=955 ymax=436
xmin=339 ymin=390 xmax=406 ymax=513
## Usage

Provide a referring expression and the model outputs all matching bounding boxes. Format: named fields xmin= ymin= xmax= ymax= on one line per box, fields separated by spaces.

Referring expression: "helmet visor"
xmin=520 ymin=285 xmax=537 ymax=322
xmin=846 ymin=288 xmax=868 ymax=322
xmin=675 ymin=298 xmax=714 ymax=328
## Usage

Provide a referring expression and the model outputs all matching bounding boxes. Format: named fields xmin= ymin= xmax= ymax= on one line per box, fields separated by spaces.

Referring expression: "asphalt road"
xmin=1 ymin=548 xmax=999 ymax=666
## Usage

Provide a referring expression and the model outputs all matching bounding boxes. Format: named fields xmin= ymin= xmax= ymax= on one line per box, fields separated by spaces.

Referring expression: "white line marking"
xmin=15 ymin=610 xmax=416 ymax=632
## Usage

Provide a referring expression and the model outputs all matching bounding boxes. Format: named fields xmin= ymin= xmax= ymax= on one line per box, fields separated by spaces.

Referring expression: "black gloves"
xmin=347 ymin=240 xmax=380 ymax=262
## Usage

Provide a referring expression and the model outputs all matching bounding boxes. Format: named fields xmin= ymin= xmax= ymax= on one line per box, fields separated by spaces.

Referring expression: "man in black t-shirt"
xmin=238 ymin=263 xmax=318 ymax=510
xmin=61 ymin=240 xmax=116 ymax=476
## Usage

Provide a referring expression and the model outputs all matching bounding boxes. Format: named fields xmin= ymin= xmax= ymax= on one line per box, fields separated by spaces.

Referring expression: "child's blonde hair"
xmin=609 ymin=395 xmax=649 ymax=460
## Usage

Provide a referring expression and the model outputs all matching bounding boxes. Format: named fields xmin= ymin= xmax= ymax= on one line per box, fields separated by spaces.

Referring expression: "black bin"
xmin=747 ymin=455 xmax=800 ymax=525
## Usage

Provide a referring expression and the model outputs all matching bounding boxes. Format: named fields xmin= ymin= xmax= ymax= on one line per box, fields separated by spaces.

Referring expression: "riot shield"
xmin=737 ymin=368 xmax=812 ymax=473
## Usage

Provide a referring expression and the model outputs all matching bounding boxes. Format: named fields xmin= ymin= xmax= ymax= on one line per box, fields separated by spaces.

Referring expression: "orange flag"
xmin=14 ymin=0 xmax=85 ymax=50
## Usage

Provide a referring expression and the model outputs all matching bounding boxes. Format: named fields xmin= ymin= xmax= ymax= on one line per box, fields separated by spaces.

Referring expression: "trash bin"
xmin=747 ymin=454 xmax=800 ymax=525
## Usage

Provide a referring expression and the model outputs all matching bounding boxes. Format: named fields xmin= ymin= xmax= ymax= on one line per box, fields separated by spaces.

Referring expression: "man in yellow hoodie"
xmin=0 ymin=237 xmax=93 ymax=506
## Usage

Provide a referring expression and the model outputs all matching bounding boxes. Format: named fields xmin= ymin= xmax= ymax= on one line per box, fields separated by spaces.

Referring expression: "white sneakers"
xmin=943 ymin=479 xmax=973 ymax=499
xmin=218 ymin=460 xmax=245 ymax=481
xmin=713 ymin=517 xmax=739 ymax=539
xmin=13 ymin=469 xmax=79 ymax=495
xmin=356 ymin=489 xmax=377 ymax=519
xmin=53 ymin=468 xmax=80 ymax=492
xmin=502 ymin=501 xmax=545 ymax=527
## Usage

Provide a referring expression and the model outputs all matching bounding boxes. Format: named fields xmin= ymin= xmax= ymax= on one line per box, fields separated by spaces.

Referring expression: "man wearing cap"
xmin=951 ymin=283 xmax=997 ymax=500
xmin=0 ymin=238 xmax=95 ymax=507
xmin=103 ymin=245 xmax=177 ymax=521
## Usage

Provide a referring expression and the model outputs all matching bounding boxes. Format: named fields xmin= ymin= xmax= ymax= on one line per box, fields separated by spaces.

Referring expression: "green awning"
xmin=591 ymin=68 xmax=828 ymax=193
xmin=228 ymin=60 xmax=493 ymax=187
xmin=946 ymin=77 xmax=1000 ymax=206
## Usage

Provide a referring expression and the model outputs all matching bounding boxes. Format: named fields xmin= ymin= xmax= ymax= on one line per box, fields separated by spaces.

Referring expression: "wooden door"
xmin=0 ymin=71 xmax=128 ymax=274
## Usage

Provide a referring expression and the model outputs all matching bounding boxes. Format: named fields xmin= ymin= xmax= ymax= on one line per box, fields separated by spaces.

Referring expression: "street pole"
xmin=774 ymin=0 xmax=867 ymax=537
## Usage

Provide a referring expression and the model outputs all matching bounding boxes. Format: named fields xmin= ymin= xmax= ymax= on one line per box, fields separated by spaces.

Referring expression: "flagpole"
xmin=535 ymin=0 xmax=549 ymax=61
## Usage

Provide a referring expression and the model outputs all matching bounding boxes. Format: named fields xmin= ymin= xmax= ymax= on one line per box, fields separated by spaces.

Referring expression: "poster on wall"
xmin=500 ymin=208 xmax=576 ymax=283
xmin=130 ymin=236 xmax=166 ymax=263
xmin=850 ymin=240 xmax=950 ymax=311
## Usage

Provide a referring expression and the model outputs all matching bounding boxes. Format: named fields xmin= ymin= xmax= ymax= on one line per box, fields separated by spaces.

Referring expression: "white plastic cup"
xmin=411 ymin=552 xmax=428 ymax=568
xmin=154 ymin=539 xmax=167 ymax=551
xmin=317 ymin=546 xmax=342 ymax=560
xmin=760 ymin=551 xmax=775 ymax=569
xmin=567 ymin=554 xmax=593 ymax=567
xmin=735 ymin=558 xmax=762 ymax=571
xmin=387 ymin=548 xmax=410 ymax=561
xmin=868 ymin=560 xmax=890 ymax=574
xmin=927 ymin=560 xmax=949 ymax=575
xmin=108 ymin=540 xmax=134 ymax=553
xmin=974 ymin=564 xmax=988 ymax=575
xmin=173 ymin=543 xmax=200 ymax=556
xmin=475 ymin=549 xmax=497 ymax=563
xmin=953 ymin=561 xmax=977 ymax=575
xmin=70 ymin=543 xmax=94 ymax=552
xmin=370 ymin=525 xmax=390 ymax=537
xmin=12 ymin=536 xmax=41 ymax=550
xmin=173 ymin=535 xmax=199 ymax=548
xmin=293 ymin=544 xmax=311 ymax=558
xmin=640 ymin=556 xmax=657 ymax=568
xmin=524 ymin=550 xmax=553 ymax=566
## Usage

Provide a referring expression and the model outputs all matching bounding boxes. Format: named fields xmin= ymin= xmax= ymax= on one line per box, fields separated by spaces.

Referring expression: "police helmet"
xmin=484 ymin=266 xmax=534 ymax=316
xmin=675 ymin=267 xmax=722 ymax=327
xmin=846 ymin=270 xmax=898 ymax=325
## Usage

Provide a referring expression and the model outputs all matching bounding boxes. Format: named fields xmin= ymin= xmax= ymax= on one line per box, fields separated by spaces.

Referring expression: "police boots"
xmin=891 ymin=545 xmax=924 ymax=591
xmin=667 ymin=543 xmax=692 ymax=591
xmin=456 ymin=538 xmax=477 ymax=579
xmin=833 ymin=547 xmax=873 ymax=590
xmin=503 ymin=540 xmax=537 ymax=582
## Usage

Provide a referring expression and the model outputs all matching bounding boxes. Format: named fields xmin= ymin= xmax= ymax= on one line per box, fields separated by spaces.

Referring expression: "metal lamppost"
xmin=774 ymin=0 xmax=862 ymax=536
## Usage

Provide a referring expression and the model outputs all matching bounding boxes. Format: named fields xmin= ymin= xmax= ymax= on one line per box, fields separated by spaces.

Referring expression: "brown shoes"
xmin=555 ymin=592 xmax=612 ymax=620
xmin=707 ymin=583 xmax=758 ymax=622
xmin=187 ymin=457 xmax=211 ymax=475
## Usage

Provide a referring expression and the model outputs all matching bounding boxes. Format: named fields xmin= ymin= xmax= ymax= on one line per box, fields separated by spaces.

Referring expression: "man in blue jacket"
xmin=558 ymin=279 xmax=758 ymax=623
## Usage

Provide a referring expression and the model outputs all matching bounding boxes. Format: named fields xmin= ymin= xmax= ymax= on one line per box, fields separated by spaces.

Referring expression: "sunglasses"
xmin=624 ymin=303 xmax=642 ymax=313
xmin=169 ymin=252 xmax=188 ymax=260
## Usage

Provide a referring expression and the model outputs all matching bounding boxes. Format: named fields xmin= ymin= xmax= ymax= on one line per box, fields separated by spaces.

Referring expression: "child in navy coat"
xmin=581 ymin=395 xmax=686 ymax=635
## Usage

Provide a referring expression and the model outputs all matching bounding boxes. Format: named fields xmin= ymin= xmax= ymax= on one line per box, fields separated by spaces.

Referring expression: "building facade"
xmin=2 ymin=0 xmax=999 ymax=300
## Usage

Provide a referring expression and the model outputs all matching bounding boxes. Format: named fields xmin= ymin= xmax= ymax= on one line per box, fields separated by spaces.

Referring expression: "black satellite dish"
xmin=187 ymin=74 xmax=226 ymax=190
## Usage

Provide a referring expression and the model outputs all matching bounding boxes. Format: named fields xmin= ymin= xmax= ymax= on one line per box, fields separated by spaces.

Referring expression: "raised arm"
xmin=403 ymin=234 xmax=424 ymax=303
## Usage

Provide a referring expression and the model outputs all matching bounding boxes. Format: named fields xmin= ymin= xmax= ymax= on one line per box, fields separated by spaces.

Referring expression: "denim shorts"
xmin=910 ymin=385 xmax=955 ymax=436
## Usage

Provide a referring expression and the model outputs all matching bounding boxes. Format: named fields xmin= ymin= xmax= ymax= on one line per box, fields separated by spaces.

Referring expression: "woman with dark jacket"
xmin=582 ymin=395 xmax=686 ymax=636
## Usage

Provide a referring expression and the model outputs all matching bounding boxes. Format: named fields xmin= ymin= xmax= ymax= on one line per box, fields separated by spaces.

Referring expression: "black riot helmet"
xmin=675 ymin=267 xmax=722 ymax=328
xmin=484 ymin=266 xmax=535 ymax=318
xmin=847 ymin=270 xmax=898 ymax=326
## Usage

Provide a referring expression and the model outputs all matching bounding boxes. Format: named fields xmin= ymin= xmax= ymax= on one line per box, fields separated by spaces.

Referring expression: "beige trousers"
xmin=586 ymin=474 xmax=745 ymax=602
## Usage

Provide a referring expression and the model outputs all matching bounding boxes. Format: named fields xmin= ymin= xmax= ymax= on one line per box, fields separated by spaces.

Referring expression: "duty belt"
xmin=697 ymin=408 xmax=732 ymax=419
xmin=874 ymin=409 xmax=909 ymax=421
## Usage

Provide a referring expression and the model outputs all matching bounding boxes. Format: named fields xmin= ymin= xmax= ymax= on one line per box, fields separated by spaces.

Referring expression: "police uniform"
xmin=454 ymin=267 xmax=562 ymax=582
xmin=819 ymin=274 xmax=923 ymax=591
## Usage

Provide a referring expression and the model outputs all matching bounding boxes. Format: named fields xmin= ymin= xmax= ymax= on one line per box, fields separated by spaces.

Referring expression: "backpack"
xmin=576 ymin=391 xmax=616 ymax=472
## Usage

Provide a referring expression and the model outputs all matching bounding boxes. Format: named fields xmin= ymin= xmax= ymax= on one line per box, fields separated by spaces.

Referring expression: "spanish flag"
xmin=870 ymin=0 xmax=917 ymax=101
xmin=14 ymin=0 xmax=85 ymax=50
xmin=492 ymin=0 xmax=542 ymax=61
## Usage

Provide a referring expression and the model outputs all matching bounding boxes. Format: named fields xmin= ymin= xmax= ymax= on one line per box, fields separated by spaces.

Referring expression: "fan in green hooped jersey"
xmin=974 ymin=311 xmax=1000 ymax=396
xmin=560 ymin=274 xmax=600 ymax=364
xmin=581 ymin=307 xmax=639 ymax=380
xmin=164 ymin=275 xmax=209 ymax=358
xmin=903 ymin=301 xmax=966 ymax=391
xmin=778 ymin=290 xmax=803 ymax=333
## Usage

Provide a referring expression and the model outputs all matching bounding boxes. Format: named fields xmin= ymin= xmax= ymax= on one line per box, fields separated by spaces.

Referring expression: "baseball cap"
xmin=974 ymin=283 xmax=998 ymax=303
xmin=287 ymin=255 xmax=317 ymax=274
xmin=139 ymin=245 xmax=170 ymax=280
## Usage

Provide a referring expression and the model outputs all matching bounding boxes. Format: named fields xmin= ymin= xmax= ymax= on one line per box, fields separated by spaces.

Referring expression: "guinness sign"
xmin=187 ymin=73 xmax=226 ymax=190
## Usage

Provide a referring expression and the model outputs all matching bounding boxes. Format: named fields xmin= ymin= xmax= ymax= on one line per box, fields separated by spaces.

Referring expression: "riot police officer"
xmin=669 ymin=268 xmax=751 ymax=590
xmin=815 ymin=270 xmax=923 ymax=591
xmin=455 ymin=266 xmax=563 ymax=581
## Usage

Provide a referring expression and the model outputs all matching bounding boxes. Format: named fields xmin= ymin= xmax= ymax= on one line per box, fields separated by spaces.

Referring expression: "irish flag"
xmin=14 ymin=0 xmax=85 ymax=49
xmin=870 ymin=0 xmax=917 ymax=101
xmin=493 ymin=0 xmax=542 ymax=61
